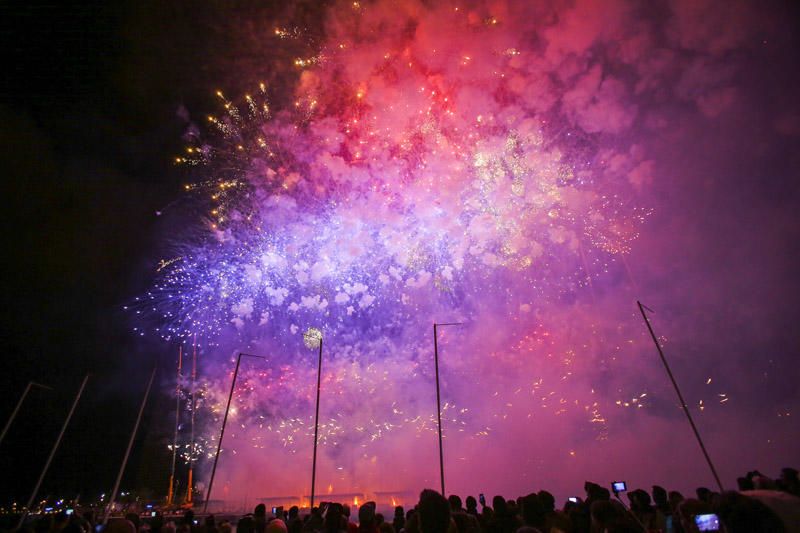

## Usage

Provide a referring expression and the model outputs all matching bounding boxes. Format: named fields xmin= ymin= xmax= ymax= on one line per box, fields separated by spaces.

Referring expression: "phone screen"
xmin=568 ymin=497 xmax=578 ymax=503
xmin=694 ymin=514 xmax=720 ymax=532
xmin=612 ymin=481 xmax=627 ymax=493
xmin=479 ymin=494 xmax=485 ymax=505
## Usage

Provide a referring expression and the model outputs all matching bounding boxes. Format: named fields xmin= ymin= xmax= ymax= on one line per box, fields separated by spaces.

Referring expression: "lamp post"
xmin=637 ymin=301 xmax=724 ymax=492
xmin=167 ymin=346 xmax=183 ymax=506
xmin=104 ymin=366 xmax=157 ymax=525
xmin=18 ymin=375 xmax=89 ymax=530
xmin=433 ymin=322 xmax=462 ymax=497
xmin=205 ymin=353 xmax=269 ymax=513
xmin=0 ymin=381 xmax=52 ymax=448
xmin=304 ymin=327 xmax=324 ymax=510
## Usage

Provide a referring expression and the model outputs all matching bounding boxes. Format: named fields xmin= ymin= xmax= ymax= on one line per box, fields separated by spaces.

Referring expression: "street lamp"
xmin=0 ymin=381 xmax=52 ymax=448
xmin=433 ymin=322 xmax=462 ymax=496
xmin=205 ymin=352 xmax=269 ymax=513
xmin=304 ymin=327 xmax=323 ymax=509
xmin=637 ymin=301 xmax=724 ymax=492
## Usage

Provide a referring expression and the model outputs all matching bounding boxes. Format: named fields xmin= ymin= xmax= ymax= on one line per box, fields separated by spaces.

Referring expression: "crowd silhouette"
xmin=12 ymin=467 xmax=800 ymax=533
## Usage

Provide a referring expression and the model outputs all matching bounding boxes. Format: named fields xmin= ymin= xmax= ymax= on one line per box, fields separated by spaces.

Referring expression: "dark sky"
xmin=1 ymin=0 xmax=799 ymax=507
xmin=0 ymin=0 xmax=263 ymax=503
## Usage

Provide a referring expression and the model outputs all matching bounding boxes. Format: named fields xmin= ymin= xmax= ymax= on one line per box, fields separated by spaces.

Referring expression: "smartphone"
xmin=66 ymin=510 xmax=74 ymax=516
xmin=479 ymin=494 xmax=485 ymax=506
xmin=271 ymin=507 xmax=278 ymax=515
xmin=567 ymin=497 xmax=578 ymax=503
xmin=95 ymin=526 xmax=103 ymax=533
xmin=694 ymin=513 xmax=720 ymax=532
xmin=193 ymin=520 xmax=199 ymax=525
xmin=611 ymin=481 xmax=627 ymax=493
xmin=151 ymin=512 xmax=157 ymax=517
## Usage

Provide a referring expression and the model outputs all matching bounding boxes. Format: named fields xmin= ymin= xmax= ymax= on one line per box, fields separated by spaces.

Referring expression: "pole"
xmin=310 ymin=337 xmax=323 ymax=509
xmin=433 ymin=324 xmax=445 ymax=496
xmin=187 ymin=337 xmax=197 ymax=504
xmin=104 ymin=366 xmax=157 ymax=525
xmin=205 ymin=353 xmax=243 ymax=513
xmin=432 ymin=322 xmax=462 ymax=496
xmin=637 ymin=301 xmax=724 ymax=492
xmin=168 ymin=346 xmax=183 ymax=506
xmin=18 ymin=375 xmax=89 ymax=530
xmin=0 ymin=382 xmax=51 ymax=448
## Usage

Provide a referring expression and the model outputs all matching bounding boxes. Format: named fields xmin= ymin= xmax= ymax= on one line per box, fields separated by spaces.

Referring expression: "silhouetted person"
xmin=238 ymin=514 xmax=255 ymax=533
xmin=779 ymin=467 xmax=800 ymax=496
xmin=392 ymin=506 xmax=405 ymax=533
xmin=416 ymin=490 xmax=450 ymax=533
xmin=464 ymin=497 xmax=478 ymax=519
xmin=358 ymin=502 xmax=378 ymax=533
xmin=287 ymin=506 xmax=303 ymax=533
xmin=518 ymin=493 xmax=545 ymax=531
xmin=715 ymin=491 xmax=786 ymax=533
xmin=324 ymin=503 xmax=345 ymax=533
xmin=254 ymin=504 xmax=268 ymax=533
xmin=448 ymin=495 xmax=478 ymax=533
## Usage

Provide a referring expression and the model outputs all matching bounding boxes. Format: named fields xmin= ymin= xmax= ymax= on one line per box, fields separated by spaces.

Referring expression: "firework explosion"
xmin=133 ymin=0 xmax=779 ymax=505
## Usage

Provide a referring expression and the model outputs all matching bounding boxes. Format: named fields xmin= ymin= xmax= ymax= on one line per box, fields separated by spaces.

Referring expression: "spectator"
xmin=238 ymin=514 xmax=255 ymax=533
xmin=518 ymin=493 xmax=545 ymax=532
xmin=465 ymin=497 xmax=478 ymax=518
xmin=358 ymin=502 xmax=378 ymax=533
xmin=287 ymin=506 xmax=303 ymax=533
xmin=536 ymin=491 xmax=571 ymax=533
xmin=255 ymin=504 xmax=268 ymax=533
xmin=392 ymin=506 xmax=405 ymax=533
xmin=714 ymin=491 xmax=786 ymax=533
xmin=416 ymin=490 xmax=451 ymax=533
xmin=324 ymin=503 xmax=346 ymax=533
xmin=342 ymin=505 xmax=358 ymax=533
xmin=448 ymin=495 xmax=479 ymax=533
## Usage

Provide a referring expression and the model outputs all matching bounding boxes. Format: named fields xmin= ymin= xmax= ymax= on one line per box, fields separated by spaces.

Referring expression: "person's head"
xmin=289 ymin=507 xmax=299 ymax=519
xmin=375 ymin=514 xmax=384 ymax=527
xmin=630 ymin=489 xmax=652 ymax=511
xmin=358 ymin=502 xmax=376 ymax=529
xmin=205 ymin=516 xmax=216 ymax=527
xmin=714 ymin=492 xmax=786 ymax=533
xmin=447 ymin=495 xmax=462 ymax=512
xmin=325 ymin=503 xmax=343 ymax=532
xmin=520 ymin=494 xmax=545 ymax=528
xmin=342 ymin=505 xmax=351 ymax=519
xmin=266 ymin=519 xmax=287 ymax=533
xmin=584 ymin=482 xmax=608 ymax=502
xmin=492 ymin=495 xmax=506 ymax=515
xmin=781 ymin=467 xmax=798 ymax=482
xmin=696 ymin=487 xmax=712 ymax=502
xmin=237 ymin=515 xmax=254 ymax=533
xmin=590 ymin=501 xmax=620 ymax=530
xmin=668 ymin=491 xmax=684 ymax=511
xmin=536 ymin=491 xmax=555 ymax=513
xmin=394 ymin=506 xmax=404 ymax=518
xmin=652 ymin=486 xmax=668 ymax=507
xmin=417 ymin=490 xmax=450 ymax=533
xmin=464 ymin=497 xmax=476 ymax=511
xmin=255 ymin=504 xmax=267 ymax=518
xmin=737 ymin=476 xmax=755 ymax=491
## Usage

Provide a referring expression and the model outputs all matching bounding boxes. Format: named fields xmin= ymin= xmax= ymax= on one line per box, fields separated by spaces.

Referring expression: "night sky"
xmin=1 ymin=0 xmax=800 ymax=507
